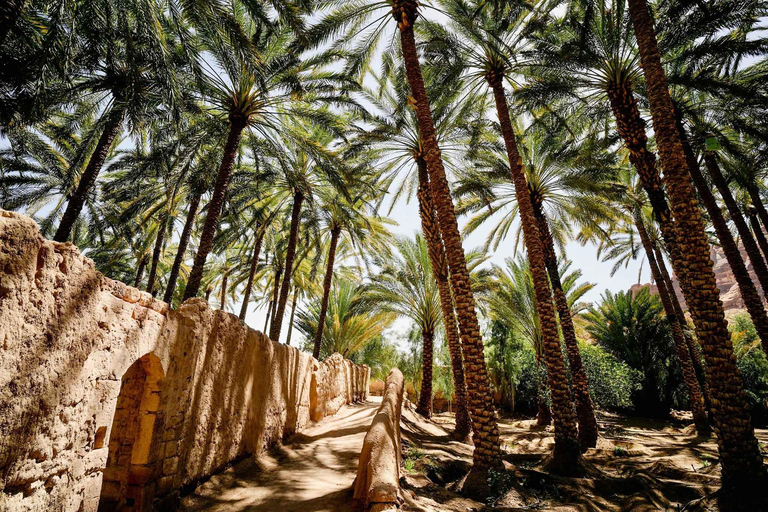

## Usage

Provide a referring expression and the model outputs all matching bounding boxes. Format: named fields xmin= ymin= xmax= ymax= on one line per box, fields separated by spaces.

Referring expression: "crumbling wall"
xmin=0 ymin=210 xmax=369 ymax=511
xmin=352 ymin=368 xmax=404 ymax=512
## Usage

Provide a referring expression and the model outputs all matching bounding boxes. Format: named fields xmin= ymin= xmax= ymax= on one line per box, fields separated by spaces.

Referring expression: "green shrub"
xmin=729 ymin=314 xmax=768 ymax=426
xmin=579 ymin=341 xmax=641 ymax=411
xmin=583 ymin=288 xmax=683 ymax=417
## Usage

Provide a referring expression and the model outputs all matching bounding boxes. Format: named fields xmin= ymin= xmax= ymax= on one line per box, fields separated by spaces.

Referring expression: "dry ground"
xmin=180 ymin=398 xmax=768 ymax=511
xmin=401 ymin=409 xmax=768 ymax=511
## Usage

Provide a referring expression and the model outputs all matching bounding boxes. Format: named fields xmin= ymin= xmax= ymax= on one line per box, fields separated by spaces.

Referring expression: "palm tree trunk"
xmin=607 ymin=79 xmax=711 ymax=391
xmin=146 ymin=219 xmax=166 ymax=297
xmin=264 ymin=299 xmax=273 ymax=333
xmin=749 ymin=209 xmax=768 ymax=266
xmin=269 ymin=263 xmax=283 ymax=329
xmin=416 ymin=158 xmax=471 ymax=439
xmin=239 ymin=228 xmax=266 ymax=320
xmin=531 ymin=200 xmax=599 ymax=449
xmin=397 ymin=7 xmax=502 ymax=469
xmin=417 ymin=329 xmax=434 ymax=419
xmin=220 ymin=271 xmax=228 ymax=310
xmin=627 ymin=0 xmax=766 ymax=496
xmin=536 ymin=355 xmax=551 ymax=426
xmin=489 ymin=76 xmax=580 ymax=470
xmin=313 ymin=226 xmax=341 ymax=358
xmin=286 ymin=289 xmax=299 ymax=346
xmin=163 ymin=190 xmax=201 ymax=304
xmin=704 ymin=152 xmax=768 ymax=290
xmin=636 ymin=214 xmax=708 ymax=430
xmin=54 ymin=106 xmax=125 ymax=242
xmin=682 ymin=135 xmax=768 ymax=352
xmin=205 ymin=286 xmax=212 ymax=302
xmin=270 ymin=190 xmax=304 ymax=341
xmin=183 ymin=118 xmax=247 ymax=300
xmin=134 ymin=253 xmax=148 ymax=288
xmin=747 ymin=188 xmax=768 ymax=237
xmin=653 ymin=244 xmax=710 ymax=406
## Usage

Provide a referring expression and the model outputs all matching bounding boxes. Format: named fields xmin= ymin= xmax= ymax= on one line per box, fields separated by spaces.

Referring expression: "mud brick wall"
xmin=0 ymin=210 xmax=369 ymax=511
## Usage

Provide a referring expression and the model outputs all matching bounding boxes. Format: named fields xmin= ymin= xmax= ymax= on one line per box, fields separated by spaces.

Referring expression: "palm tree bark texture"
xmin=286 ymin=289 xmax=299 ymax=346
xmin=184 ymin=116 xmax=247 ymax=300
xmin=652 ymin=243 xmax=710 ymax=408
xmin=679 ymin=127 xmax=768 ymax=354
xmin=146 ymin=219 xmax=166 ymax=297
xmin=54 ymin=106 xmax=126 ymax=242
xmin=270 ymin=189 xmax=304 ymax=341
xmin=164 ymin=190 xmax=201 ymax=303
xmin=417 ymin=327 xmax=435 ymax=418
xmin=749 ymin=209 xmax=768 ymax=266
xmin=703 ymin=151 xmax=768 ymax=294
xmin=608 ymin=74 xmax=718 ymax=424
xmin=134 ymin=253 xmax=148 ymax=289
xmin=635 ymin=214 xmax=708 ymax=430
xmin=488 ymin=73 xmax=581 ymax=471
xmin=313 ymin=225 xmax=341 ymax=358
xmin=240 ymin=227 xmax=266 ymax=320
xmin=531 ymin=194 xmax=599 ymax=449
xmin=627 ymin=0 xmax=767 ymax=498
xmin=416 ymin=157 xmax=472 ymax=439
xmin=396 ymin=0 xmax=502 ymax=469
xmin=747 ymin=187 xmax=768 ymax=238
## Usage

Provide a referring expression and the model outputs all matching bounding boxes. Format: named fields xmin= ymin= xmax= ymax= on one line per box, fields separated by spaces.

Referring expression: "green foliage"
xmin=579 ymin=341 xmax=641 ymax=411
xmin=729 ymin=314 xmax=768 ymax=426
xmin=351 ymin=336 xmax=400 ymax=381
xmin=298 ymin=279 xmax=396 ymax=359
xmin=613 ymin=446 xmax=629 ymax=457
xmin=584 ymin=288 xmax=683 ymax=417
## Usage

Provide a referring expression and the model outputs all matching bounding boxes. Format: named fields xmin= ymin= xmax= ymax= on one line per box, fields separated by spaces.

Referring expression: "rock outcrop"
xmin=630 ymin=243 xmax=765 ymax=313
xmin=353 ymin=368 xmax=404 ymax=512
xmin=0 ymin=210 xmax=369 ymax=511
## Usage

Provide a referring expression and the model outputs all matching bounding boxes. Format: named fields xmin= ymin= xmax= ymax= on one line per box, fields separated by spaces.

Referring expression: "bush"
xmin=579 ymin=341 xmax=641 ymax=411
xmin=584 ymin=288 xmax=683 ymax=417
xmin=729 ymin=314 xmax=768 ymax=426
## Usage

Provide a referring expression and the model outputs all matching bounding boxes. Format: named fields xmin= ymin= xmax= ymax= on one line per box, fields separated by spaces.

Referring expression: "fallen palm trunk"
xmin=353 ymin=368 xmax=405 ymax=511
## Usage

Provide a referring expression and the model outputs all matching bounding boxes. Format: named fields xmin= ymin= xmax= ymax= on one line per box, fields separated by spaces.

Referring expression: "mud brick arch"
xmin=98 ymin=353 xmax=165 ymax=512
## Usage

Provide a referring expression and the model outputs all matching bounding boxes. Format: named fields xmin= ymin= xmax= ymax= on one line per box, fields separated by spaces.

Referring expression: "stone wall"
xmin=0 ymin=210 xmax=370 ymax=511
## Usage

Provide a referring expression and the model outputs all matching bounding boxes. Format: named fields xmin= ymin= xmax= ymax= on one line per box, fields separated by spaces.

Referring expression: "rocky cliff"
xmin=630 ymin=243 xmax=765 ymax=312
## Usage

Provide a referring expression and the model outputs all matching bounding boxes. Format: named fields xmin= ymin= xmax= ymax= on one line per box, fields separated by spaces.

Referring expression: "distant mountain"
xmin=629 ymin=243 xmax=765 ymax=313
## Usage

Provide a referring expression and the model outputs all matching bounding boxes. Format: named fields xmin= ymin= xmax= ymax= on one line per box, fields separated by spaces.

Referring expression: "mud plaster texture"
xmin=0 ymin=210 xmax=370 ymax=512
xmin=353 ymin=368 xmax=404 ymax=512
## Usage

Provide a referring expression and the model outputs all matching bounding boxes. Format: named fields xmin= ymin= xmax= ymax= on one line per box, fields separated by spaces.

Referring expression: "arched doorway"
xmin=98 ymin=353 xmax=164 ymax=512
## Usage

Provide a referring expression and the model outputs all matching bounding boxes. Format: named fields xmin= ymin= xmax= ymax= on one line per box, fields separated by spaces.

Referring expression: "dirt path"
xmin=180 ymin=398 xmax=381 ymax=512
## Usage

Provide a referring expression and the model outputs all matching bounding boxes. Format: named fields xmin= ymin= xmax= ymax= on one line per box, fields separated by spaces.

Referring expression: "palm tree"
xmin=426 ymin=0 xmax=584 ymax=468
xmin=600 ymin=168 xmax=708 ymax=428
xmin=487 ymin=256 xmax=594 ymax=426
xmin=184 ymin=23 xmax=354 ymax=303
xmin=673 ymin=119 xmax=768 ymax=353
xmin=297 ymin=279 xmax=396 ymax=359
xmin=308 ymin=0 xmax=503 ymax=469
xmin=351 ymin=66 xmax=480 ymax=439
xmin=311 ymin=186 xmax=392 ymax=358
xmin=625 ymin=0 xmax=767 ymax=496
xmin=457 ymin=125 xmax=614 ymax=449
xmin=47 ymin=0 xmax=188 ymax=242
xmin=367 ymin=236 xmax=443 ymax=418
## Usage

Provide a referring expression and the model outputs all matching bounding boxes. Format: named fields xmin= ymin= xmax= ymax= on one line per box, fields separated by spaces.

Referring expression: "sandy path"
xmin=180 ymin=398 xmax=381 ymax=512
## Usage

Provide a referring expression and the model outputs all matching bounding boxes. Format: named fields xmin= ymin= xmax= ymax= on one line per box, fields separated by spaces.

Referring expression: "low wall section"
xmin=0 ymin=210 xmax=369 ymax=511
xmin=352 ymin=368 xmax=404 ymax=511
